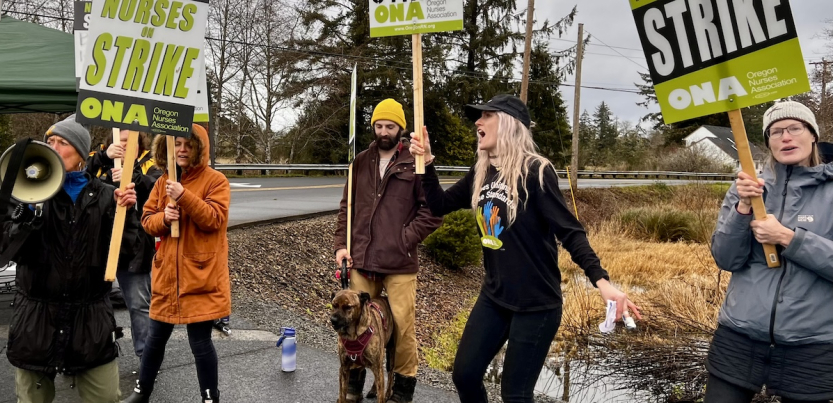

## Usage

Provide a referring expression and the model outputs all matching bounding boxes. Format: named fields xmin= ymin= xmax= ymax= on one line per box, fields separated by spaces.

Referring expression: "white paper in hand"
xmin=599 ymin=300 xmax=617 ymax=333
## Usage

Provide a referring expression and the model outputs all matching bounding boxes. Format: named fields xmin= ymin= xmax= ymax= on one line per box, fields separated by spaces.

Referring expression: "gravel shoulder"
xmin=228 ymin=214 xmax=562 ymax=402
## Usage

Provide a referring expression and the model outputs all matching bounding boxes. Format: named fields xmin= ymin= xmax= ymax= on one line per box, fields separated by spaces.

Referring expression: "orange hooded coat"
xmin=142 ymin=124 xmax=231 ymax=324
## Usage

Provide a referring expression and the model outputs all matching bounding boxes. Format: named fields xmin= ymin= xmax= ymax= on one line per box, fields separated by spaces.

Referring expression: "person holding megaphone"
xmin=1 ymin=114 xmax=140 ymax=402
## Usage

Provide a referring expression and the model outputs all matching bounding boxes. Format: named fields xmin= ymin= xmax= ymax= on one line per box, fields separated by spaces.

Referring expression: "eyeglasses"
xmin=768 ymin=124 xmax=806 ymax=139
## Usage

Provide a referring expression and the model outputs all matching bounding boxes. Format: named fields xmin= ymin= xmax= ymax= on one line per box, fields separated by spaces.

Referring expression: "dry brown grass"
xmin=555 ymin=220 xmax=729 ymax=401
xmin=423 ymin=183 xmax=735 ymax=400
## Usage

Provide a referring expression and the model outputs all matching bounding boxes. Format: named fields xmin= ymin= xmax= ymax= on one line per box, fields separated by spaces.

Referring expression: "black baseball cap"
xmin=464 ymin=94 xmax=531 ymax=128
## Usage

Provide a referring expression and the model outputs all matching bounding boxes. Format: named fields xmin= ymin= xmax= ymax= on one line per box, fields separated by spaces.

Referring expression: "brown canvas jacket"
xmin=142 ymin=127 xmax=231 ymax=324
xmin=334 ymin=142 xmax=442 ymax=274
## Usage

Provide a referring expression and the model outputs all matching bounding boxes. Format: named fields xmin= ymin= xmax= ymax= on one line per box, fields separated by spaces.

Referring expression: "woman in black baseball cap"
xmin=410 ymin=94 xmax=640 ymax=402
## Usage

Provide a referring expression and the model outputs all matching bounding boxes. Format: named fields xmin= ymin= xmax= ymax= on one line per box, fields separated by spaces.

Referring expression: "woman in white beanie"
xmin=706 ymin=101 xmax=833 ymax=402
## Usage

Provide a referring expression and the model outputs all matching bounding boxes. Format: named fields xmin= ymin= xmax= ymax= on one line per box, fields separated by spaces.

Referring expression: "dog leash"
xmin=337 ymin=259 xmax=350 ymax=290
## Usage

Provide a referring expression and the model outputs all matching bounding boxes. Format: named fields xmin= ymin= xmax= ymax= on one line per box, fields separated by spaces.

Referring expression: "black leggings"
xmin=452 ymin=293 xmax=562 ymax=403
xmin=704 ymin=374 xmax=829 ymax=403
xmin=138 ymin=319 xmax=218 ymax=394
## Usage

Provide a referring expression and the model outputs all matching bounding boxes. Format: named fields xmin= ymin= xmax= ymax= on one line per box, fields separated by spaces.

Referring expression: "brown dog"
xmin=330 ymin=289 xmax=394 ymax=403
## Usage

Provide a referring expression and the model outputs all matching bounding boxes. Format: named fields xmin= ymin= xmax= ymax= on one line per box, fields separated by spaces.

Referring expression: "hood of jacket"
xmin=152 ymin=124 xmax=209 ymax=174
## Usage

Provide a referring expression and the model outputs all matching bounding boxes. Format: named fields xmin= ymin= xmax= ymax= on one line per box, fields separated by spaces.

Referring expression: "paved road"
xmin=228 ymin=176 xmax=709 ymax=228
xmin=0 ymin=292 xmax=459 ymax=403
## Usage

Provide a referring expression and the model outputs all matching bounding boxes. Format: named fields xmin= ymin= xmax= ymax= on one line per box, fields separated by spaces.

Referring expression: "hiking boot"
xmin=386 ymin=373 xmax=416 ymax=403
xmin=345 ymin=368 xmax=366 ymax=402
xmin=121 ymin=381 xmax=150 ymax=403
xmin=201 ymin=389 xmax=219 ymax=403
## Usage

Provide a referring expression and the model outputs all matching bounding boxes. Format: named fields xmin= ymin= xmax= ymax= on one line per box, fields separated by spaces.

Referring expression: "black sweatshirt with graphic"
xmin=422 ymin=162 xmax=609 ymax=311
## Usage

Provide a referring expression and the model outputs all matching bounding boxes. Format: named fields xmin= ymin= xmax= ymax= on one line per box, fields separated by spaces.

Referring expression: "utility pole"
xmin=810 ymin=59 xmax=830 ymax=140
xmin=570 ymin=23 xmax=585 ymax=193
xmin=519 ymin=0 xmax=535 ymax=103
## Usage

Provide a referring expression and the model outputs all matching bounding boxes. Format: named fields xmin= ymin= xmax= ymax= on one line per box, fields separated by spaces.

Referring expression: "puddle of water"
xmin=485 ymin=346 xmax=650 ymax=402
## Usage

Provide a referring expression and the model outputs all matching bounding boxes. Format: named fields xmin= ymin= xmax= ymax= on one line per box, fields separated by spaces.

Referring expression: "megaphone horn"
xmin=0 ymin=141 xmax=66 ymax=204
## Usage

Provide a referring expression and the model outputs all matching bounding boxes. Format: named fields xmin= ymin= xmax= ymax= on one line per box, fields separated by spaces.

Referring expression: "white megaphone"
xmin=0 ymin=141 xmax=65 ymax=204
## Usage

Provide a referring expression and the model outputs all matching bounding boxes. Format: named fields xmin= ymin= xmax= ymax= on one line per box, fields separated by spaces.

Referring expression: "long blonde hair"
xmin=470 ymin=112 xmax=552 ymax=226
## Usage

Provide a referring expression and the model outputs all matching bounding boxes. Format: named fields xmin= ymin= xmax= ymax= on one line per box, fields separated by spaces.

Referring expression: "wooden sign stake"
xmin=727 ymin=108 xmax=780 ymax=268
xmin=104 ymin=130 xmax=139 ymax=281
xmin=166 ymin=135 xmax=180 ymax=238
xmin=412 ymin=33 xmax=425 ymax=174
xmin=112 ymin=128 xmax=121 ymax=170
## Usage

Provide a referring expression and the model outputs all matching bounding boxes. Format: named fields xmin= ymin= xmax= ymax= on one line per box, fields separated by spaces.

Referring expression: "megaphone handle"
xmin=166 ymin=136 xmax=180 ymax=238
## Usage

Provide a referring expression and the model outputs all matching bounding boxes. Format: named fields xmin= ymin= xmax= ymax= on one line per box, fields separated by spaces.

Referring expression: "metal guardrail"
xmin=213 ymin=164 xmax=734 ymax=180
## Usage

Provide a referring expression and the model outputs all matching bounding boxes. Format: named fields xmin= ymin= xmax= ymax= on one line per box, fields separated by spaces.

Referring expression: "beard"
xmin=376 ymin=132 xmax=400 ymax=151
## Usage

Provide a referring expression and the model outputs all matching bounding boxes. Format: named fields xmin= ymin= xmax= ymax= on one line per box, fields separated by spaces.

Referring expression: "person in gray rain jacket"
xmin=706 ymin=101 xmax=833 ymax=403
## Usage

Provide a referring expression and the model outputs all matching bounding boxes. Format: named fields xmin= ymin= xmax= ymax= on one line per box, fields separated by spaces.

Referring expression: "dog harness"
xmin=340 ymin=302 xmax=388 ymax=366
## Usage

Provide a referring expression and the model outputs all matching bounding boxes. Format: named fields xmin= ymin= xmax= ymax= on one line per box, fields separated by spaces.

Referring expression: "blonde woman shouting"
xmin=409 ymin=94 xmax=640 ymax=403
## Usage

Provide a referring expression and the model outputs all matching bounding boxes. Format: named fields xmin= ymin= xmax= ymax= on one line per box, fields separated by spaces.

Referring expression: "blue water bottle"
xmin=276 ymin=327 xmax=296 ymax=372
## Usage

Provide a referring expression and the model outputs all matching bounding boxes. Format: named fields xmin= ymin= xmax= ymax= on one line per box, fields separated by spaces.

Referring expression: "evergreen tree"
xmin=439 ymin=2 xmax=575 ymax=115
xmin=287 ymin=0 xmax=579 ymax=164
xmin=527 ymin=42 xmax=572 ymax=166
xmin=577 ymin=111 xmax=596 ymax=168
xmin=289 ymin=0 xmax=414 ymax=162
xmin=593 ymin=102 xmax=617 ymax=162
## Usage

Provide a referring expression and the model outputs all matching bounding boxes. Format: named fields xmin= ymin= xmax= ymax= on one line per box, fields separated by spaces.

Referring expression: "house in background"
xmin=684 ymin=125 xmax=767 ymax=172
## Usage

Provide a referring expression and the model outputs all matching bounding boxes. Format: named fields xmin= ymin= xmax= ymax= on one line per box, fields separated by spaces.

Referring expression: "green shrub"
xmin=423 ymin=305 xmax=471 ymax=371
xmin=423 ymin=210 xmax=481 ymax=270
xmin=618 ymin=207 xmax=708 ymax=243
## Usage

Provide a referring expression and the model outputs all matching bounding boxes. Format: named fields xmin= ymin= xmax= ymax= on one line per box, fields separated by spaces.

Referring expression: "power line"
xmin=4 ymin=9 xmax=641 ymax=94
xmin=584 ymin=30 xmax=648 ymax=70
xmin=549 ymin=36 xmax=644 ymax=52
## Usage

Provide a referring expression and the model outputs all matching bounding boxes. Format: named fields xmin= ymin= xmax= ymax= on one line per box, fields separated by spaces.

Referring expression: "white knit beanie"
xmin=763 ymin=101 xmax=819 ymax=146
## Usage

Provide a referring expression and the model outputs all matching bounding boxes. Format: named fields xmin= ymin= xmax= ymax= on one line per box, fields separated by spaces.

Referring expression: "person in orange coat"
xmin=122 ymin=124 xmax=230 ymax=403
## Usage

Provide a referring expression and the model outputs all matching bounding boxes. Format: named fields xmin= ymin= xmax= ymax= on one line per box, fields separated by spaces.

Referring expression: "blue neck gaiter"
xmin=63 ymin=171 xmax=88 ymax=203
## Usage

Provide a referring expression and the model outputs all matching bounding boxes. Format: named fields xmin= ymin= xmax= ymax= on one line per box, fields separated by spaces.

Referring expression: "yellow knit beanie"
xmin=371 ymin=99 xmax=407 ymax=130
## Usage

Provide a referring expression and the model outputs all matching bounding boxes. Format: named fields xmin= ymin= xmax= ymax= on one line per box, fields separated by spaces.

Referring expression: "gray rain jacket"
xmin=712 ymin=162 xmax=833 ymax=345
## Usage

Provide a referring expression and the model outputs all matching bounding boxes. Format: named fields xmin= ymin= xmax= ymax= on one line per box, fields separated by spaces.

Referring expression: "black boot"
xmin=346 ymin=368 xmax=366 ymax=402
xmin=121 ymin=381 xmax=150 ymax=403
xmin=386 ymin=373 xmax=416 ymax=403
xmin=201 ymin=389 xmax=219 ymax=403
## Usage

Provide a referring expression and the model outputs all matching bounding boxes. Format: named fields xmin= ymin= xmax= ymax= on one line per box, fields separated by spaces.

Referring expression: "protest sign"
xmin=76 ymin=0 xmax=209 ymax=137
xmin=628 ymin=0 xmax=812 ymax=267
xmin=370 ymin=0 xmax=464 ymax=173
xmin=630 ymin=0 xmax=810 ymax=124
xmin=73 ymin=1 xmax=92 ymax=91
xmin=369 ymin=0 xmax=463 ymax=38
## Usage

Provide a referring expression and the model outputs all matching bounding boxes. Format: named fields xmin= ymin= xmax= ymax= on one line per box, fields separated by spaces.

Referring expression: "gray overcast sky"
xmin=540 ymin=0 xmax=832 ymax=126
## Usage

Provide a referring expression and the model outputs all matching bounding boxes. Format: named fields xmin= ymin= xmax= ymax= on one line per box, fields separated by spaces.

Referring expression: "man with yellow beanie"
xmin=334 ymin=98 xmax=442 ymax=403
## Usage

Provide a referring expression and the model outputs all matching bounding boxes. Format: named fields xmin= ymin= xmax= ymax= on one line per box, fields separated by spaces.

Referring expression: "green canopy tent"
xmin=0 ymin=16 xmax=77 ymax=113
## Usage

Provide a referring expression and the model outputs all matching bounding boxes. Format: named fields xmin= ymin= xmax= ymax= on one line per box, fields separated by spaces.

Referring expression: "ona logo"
xmin=798 ymin=215 xmax=814 ymax=223
xmin=79 ymin=97 xmax=149 ymax=125
xmin=668 ymin=76 xmax=747 ymax=110
xmin=372 ymin=0 xmax=424 ymax=24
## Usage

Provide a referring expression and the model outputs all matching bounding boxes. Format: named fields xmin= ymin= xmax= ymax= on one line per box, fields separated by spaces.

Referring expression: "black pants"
xmin=452 ymin=293 xmax=562 ymax=403
xmin=704 ymin=374 xmax=828 ymax=403
xmin=138 ymin=319 xmax=218 ymax=394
